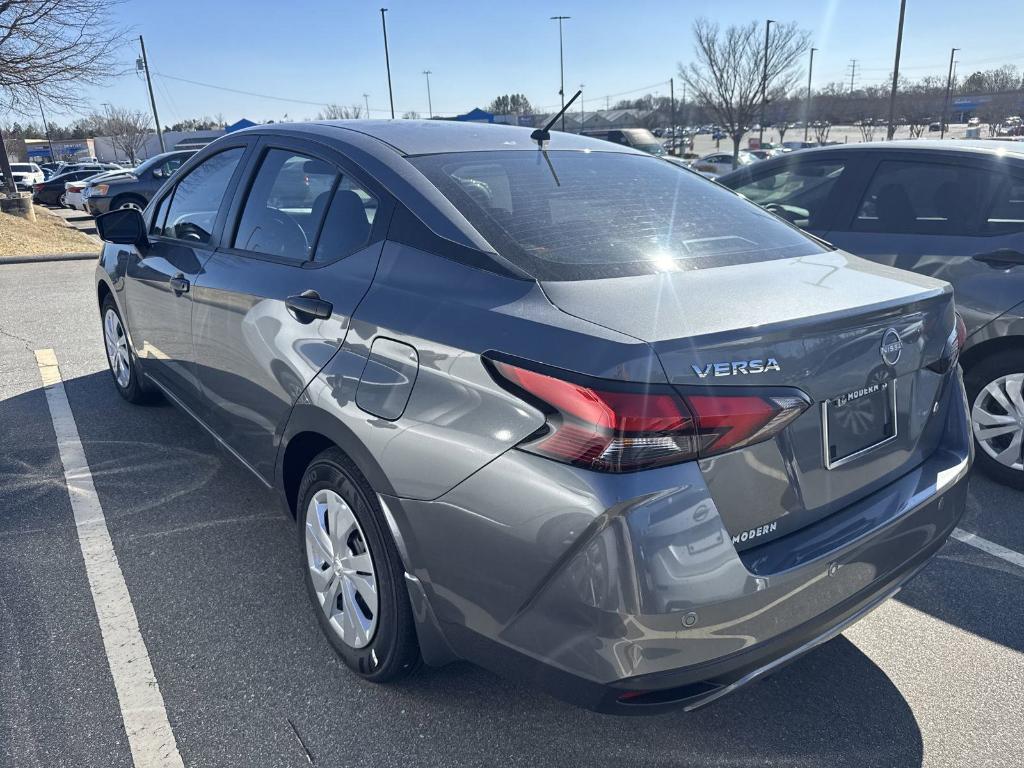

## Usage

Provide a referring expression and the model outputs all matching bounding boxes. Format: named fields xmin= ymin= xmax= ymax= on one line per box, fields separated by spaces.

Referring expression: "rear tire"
xmin=297 ymin=447 xmax=420 ymax=682
xmin=964 ymin=352 xmax=1024 ymax=489
xmin=100 ymin=295 xmax=157 ymax=404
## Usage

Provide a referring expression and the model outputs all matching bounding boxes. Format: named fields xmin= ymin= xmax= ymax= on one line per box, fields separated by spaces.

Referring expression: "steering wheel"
xmin=242 ymin=207 xmax=309 ymax=257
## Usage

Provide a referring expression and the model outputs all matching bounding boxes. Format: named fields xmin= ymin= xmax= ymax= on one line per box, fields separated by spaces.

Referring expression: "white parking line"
xmin=35 ymin=349 xmax=184 ymax=768
xmin=952 ymin=527 xmax=1024 ymax=570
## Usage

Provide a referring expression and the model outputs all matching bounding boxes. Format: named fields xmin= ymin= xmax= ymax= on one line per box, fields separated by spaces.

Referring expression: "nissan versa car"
xmin=719 ymin=141 xmax=1024 ymax=487
xmin=93 ymin=121 xmax=971 ymax=713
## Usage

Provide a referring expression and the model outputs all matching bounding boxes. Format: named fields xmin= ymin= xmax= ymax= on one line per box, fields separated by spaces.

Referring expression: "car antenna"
xmin=531 ymin=89 xmax=583 ymax=148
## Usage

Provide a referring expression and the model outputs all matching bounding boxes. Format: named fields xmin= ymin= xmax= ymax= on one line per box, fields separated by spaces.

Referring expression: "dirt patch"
xmin=0 ymin=207 xmax=99 ymax=257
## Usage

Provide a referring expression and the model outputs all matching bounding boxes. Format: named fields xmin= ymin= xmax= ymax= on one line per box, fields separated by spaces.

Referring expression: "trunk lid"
xmin=542 ymin=251 xmax=956 ymax=548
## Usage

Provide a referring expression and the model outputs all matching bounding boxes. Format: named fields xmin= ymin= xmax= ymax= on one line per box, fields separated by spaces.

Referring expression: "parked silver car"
xmin=94 ymin=121 xmax=970 ymax=713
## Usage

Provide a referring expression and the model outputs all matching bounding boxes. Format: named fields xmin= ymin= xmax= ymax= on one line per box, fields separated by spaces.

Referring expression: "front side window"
xmin=412 ymin=150 xmax=826 ymax=280
xmin=731 ymin=160 xmax=845 ymax=229
xmin=853 ymin=160 xmax=986 ymax=236
xmin=160 ymin=147 xmax=245 ymax=244
xmin=233 ymin=149 xmax=338 ymax=261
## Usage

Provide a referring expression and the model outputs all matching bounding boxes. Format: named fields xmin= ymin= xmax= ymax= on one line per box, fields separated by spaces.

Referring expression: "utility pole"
xmin=35 ymin=93 xmax=56 ymax=162
xmin=804 ymin=47 xmax=817 ymax=142
xmin=380 ymin=8 xmax=395 ymax=119
xmin=887 ymin=0 xmax=907 ymax=140
xmin=760 ymin=19 xmax=775 ymax=145
xmin=423 ymin=70 xmax=433 ymax=118
xmin=670 ymin=77 xmax=676 ymax=155
xmin=550 ymin=16 xmax=570 ymax=131
xmin=847 ymin=59 xmax=859 ymax=94
xmin=363 ymin=93 xmax=370 ymax=117
xmin=138 ymin=36 xmax=165 ymax=153
xmin=941 ymin=47 xmax=960 ymax=139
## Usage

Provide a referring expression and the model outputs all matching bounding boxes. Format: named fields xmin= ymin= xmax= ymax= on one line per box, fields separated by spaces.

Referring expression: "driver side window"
xmin=732 ymin=160 xmax=845 ymax=229
xmin=232 ymin=149 xmax=339 ymax=262
xmin=158 ymin=147 xmax=245 ymax=244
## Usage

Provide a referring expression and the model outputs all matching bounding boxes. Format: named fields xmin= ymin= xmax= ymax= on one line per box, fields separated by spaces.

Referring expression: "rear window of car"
xmin=411 ymin=151 xmax=826 ymax=280
xmin=12 ymin=164 xmax=34 ymax=172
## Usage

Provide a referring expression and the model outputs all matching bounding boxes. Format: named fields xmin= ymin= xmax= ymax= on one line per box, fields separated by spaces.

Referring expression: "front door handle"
xmin=286 ymin=290 xmax=333 ymax=323
xmin=169 ymin=274 xmax=190 ymax=295
xmin=972 ymin=249 xmax=1024 ymax=267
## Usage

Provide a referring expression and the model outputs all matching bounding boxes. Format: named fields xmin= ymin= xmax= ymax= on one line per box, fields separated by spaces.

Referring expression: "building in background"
xmin=22 ymin=137 xmax=97 ymax=162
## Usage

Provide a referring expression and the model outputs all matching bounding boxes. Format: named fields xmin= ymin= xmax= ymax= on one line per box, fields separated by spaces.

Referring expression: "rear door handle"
xmin=169 ymin=274 xmax=190 ymax=295
xmin=286 ymin=290 xmax=333 ymax=323
xmin=972 ymin=249 xmax=1024 ymax=267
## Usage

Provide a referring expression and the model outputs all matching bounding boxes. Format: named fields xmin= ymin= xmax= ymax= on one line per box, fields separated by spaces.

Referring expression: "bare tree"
xmin=402 ymin=111 xmax=420 ymax=119
xmin=859 ymin=122 xmax=877 ymax=142
xmin=0 ymin=0 xmax=126 ymax=190
xmin=97 ymin=106 xmax=153 ymax=164
xmin=680 ymin=18 xmax=810 ymax=164
xmin=317 ymin=103 xmax=363 ymax=120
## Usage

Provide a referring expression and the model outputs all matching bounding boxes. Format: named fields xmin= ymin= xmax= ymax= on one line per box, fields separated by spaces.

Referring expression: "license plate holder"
xmin=823 ymin=381 xmax=897 ymax=469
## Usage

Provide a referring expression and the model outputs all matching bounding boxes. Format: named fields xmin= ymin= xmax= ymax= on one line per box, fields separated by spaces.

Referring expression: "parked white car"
xmin=9 ymin=162 xmax=45 ymax=191
xmin=690 ymin=151 xmax=756 ymax=177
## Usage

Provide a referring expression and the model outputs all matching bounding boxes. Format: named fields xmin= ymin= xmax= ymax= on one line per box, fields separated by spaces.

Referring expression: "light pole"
xmin=759 ymin=19 xmax=775 ymax=146
xmin=423 ymin=70 xmax=433 ymax=118
xmin=887 ymin=0 xmax=907 ymax=140
xmin=941 ymin=47 xmax=960 ymax=139
xmin=35 ymin=93 xmax=56 ymax=162
xmin=363 ymin=93 xmax=370 ymax=117
xmin=670 ymin=77 xmax=676 ymax=154
xmin=380 ymin=8 xmax=395 ymax=119
xmin=550 ymin=16 xmax=570 ymax=132
xmin=137 ymin=35 xmax=165 ymax=153
xmin=804 ymin=47 xmax=817 ymax=142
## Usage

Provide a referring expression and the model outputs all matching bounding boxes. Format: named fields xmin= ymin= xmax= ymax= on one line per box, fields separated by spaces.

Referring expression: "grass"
xmin=0 ymin=207 xmax=98 ymax=257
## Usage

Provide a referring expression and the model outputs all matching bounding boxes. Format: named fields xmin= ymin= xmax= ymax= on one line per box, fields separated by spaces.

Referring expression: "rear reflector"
xmin=490 ymin=359 xmax=809 ymax=472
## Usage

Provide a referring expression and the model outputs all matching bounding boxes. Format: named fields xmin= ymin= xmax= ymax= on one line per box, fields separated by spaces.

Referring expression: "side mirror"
xmin=152 ymin=167 xmax=163 ymax=178
xmin=96 ymin=207 xmax=147 ymax=247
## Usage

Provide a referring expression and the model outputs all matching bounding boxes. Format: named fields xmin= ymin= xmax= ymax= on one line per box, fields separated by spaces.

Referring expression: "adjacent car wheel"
xmin=297 ymin=447 xmax=419 ymax=681
xmin=965 ymin=352 xmax=1024 ymax=489
xmin=111 ymin=195 xmax=146 ymax=212
xmin=59 ymin=192 xmax=68 ymax=208
xmin=100 ymin=296 xmax=155 ymax=404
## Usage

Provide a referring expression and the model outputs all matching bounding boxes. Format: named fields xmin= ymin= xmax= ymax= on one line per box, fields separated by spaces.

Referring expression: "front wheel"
xmin=100 ymin=296 xmax=155 ymax=404
xmin=965 ymin=351 xmax=1024 ymax=489
xmin=297 ymin=447 xmax=420 ymax=682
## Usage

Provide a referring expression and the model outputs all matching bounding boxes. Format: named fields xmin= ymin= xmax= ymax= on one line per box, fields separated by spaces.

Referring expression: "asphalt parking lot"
xmin=2 ymin=259 xmax=1023 ymax=768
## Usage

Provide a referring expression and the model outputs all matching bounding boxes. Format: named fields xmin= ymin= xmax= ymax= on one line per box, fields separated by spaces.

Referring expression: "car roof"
xmin=793 ymin=139 xmax=1024 ymax=161
xmin=237 ymin=119 xmax=647 ymax=157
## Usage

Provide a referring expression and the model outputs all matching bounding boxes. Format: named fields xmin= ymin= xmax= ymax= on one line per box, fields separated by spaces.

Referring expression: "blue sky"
xmin=59 ymin=0 xmax=1024 ymax=125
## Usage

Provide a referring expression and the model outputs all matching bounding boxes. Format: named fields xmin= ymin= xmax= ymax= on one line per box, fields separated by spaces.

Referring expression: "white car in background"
xmin=67 ymin=169 xmax=134 ymax=211
xmin=690 ymin=150 xmax=757 ymax=177
xmin=9 ymin=162 xmax=45 ymax=191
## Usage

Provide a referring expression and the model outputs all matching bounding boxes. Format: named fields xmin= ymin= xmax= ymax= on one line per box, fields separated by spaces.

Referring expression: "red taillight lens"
xmin=491 ymin=360 xmax=809 ymax=472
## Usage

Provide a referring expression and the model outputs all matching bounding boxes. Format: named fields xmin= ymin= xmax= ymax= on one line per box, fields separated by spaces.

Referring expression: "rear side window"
xmin=983 ymin=175 xmax=1024 ymax=235
xmin=852 ymin=160 xmax=987 ymax=236
xmin=731 ymin=160 xmax=845 ymax=229
xmin=312 ymin=177 xmax=379 ymax=263
xmin=159 ymin=147 xmax=244 ymax=243
xmin=233 ymin=149 xmax=338 ymax=261
xmin=411 ymin=150 xmax=825 ymax=280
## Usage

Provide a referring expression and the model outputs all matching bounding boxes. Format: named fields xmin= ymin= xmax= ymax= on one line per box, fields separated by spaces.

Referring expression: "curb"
xmin=1 ymin=252 xmax=97 ymax=265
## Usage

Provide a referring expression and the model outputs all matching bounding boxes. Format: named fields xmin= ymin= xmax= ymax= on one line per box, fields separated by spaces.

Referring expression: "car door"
xmin=191 ymin=135 xmax=390 ymax=480
xmin=123 ymin=143 xmax=250 ymax=413
xmin=822 ymin=155 xmax=1024 ymax=335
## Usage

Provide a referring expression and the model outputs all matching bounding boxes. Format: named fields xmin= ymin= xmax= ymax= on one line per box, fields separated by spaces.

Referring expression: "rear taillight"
xmin=929 ymin=312 xmax=967 ymax=374
xmin=491 ymin=360 xmax=809 ymax=473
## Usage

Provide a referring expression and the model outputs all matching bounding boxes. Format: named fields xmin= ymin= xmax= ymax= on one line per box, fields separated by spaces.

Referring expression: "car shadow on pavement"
xmin=5 ymin=371 xmax=925 ymax=768
xmin=382 ymin=635 xmax=923 ymax=767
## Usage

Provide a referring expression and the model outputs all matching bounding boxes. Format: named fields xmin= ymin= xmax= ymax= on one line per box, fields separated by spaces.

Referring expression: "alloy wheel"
xmin=304 ymin=489 xmax=379 ymax=649
xmin=119 ymin=200 xmax=143 ymax=211
xmin=103 ymin=308 xmax=131 ymax=389
xmin=972 ymin=373 xmax=1024 ymax=472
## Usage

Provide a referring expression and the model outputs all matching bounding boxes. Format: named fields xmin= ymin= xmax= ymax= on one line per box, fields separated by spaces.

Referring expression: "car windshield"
xmin=411 ymin=150 xmax=826 ymax=281
xmin=636 ymin=143 xmax=666 ymax=156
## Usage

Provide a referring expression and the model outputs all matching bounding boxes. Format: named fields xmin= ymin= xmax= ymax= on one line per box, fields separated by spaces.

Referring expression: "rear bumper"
xmin=386 ymin=375 xmax=971 ymax=713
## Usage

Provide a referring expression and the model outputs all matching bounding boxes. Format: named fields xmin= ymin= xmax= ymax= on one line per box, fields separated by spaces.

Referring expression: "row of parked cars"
xmin=28 ymin=150 xmax=194 ymax=215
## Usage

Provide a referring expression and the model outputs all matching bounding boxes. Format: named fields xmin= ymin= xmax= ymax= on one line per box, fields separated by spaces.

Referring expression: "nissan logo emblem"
xmin=880 ymin=328 xmax=903 ymax=366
